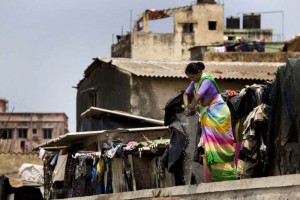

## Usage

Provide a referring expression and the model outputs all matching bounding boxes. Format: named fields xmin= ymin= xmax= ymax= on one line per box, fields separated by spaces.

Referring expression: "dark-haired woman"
xmin=183 ymin=62 xmax=237 ymax=181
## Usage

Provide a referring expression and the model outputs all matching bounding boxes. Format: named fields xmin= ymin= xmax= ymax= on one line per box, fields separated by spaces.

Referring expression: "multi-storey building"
xmin=111 ymin=0 xmax=224 ymax=61
xmin=0 ymin=98 xmax=68 ymax=153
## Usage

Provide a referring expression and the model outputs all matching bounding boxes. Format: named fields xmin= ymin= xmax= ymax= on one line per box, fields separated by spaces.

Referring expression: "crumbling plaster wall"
xmin=131 ymin=32 xmax=176 ymax=61
xmin=173 ymin=4 xmax=224 ymax=60
xmin=130 ymin=77 xmax=189 ymax=119
xmin=174 ymin=4 xmax=224 ymax=45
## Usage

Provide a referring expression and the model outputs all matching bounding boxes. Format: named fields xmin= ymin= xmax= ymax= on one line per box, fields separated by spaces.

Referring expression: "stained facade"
xmin=112 ymin=2 xmax=224 ymax=61
xmin=0 ymin=99 xmax=68 ymax=153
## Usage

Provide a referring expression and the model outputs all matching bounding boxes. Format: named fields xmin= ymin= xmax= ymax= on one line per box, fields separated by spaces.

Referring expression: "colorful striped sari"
xmin=200 ymin=94 xmax=237 ymax=181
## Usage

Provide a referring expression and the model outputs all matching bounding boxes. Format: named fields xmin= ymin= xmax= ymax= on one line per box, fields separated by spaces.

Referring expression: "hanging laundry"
xmin=52 ymin=150 xmax=68 ymax=182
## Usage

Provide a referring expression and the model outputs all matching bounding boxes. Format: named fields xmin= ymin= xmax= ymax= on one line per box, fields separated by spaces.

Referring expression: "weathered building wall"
xmin=113 ymin=4 xmax=223 ymax=61
xmin=191 ymin=4 xmax=223 ymax=45
xmin=130 ymin=77 xmax=188 ymax=119
xmin=173 ymin=4 xmax=223 ymax=61
xmin=224 ymin=29 xmax=273 ymax=42
xmin=130 ymin=77 xmax=258 ymax=120
xmin=0 ymin=113 xmax=68 ymax=153
xmin=264 ymin=42 xmax=284 ymax=52
xmin=130 ymin=33 xmax=175 ymax=61
xmin=111 ymin=34 xmax=131 ymax=58
xmin=76 ymin=62 xmax=132 ymax=131
xmin=204 ymin=52 xmax=300 ymax=62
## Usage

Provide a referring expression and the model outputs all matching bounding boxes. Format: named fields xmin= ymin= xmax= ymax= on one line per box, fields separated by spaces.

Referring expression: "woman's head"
xmin=185 ymin=62 xmax=205 ymax=82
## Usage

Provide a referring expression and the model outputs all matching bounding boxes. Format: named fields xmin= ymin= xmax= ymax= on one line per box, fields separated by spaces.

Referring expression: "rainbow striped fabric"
xmin=200 ymin=94 xmax=237 ymax=181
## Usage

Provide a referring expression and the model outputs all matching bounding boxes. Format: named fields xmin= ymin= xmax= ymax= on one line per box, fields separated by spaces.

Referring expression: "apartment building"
xmin=0 ymin=98 xmax=68 ymax=153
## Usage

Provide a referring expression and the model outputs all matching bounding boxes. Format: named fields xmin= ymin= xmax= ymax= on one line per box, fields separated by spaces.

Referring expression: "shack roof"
xmin=78 ymin=58 xmax=282 ymax=88
xmin=32 ymin=126 xmax=168 ymax=150
xmin=81 ymin=107 xmax=164 ymax=126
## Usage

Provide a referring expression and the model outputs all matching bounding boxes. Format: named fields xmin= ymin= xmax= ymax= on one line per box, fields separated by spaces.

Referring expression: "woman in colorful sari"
xmin=183 ymin=62 xmax=237 ymax=181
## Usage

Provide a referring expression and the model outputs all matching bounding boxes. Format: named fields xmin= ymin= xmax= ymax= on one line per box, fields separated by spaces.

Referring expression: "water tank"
xmin=243 ymin=13 xmax=261 ymax=29
xmin=226 ymin=16 xmax=240 ymax=29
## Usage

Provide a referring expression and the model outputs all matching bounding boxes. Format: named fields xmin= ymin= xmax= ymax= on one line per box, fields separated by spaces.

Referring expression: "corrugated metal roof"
xmin=32 ymin=126 xmax=168 ymax=150
xmin=97 ymin=58 xmax=283 ymax=81
xmin=81 ymin=107 xmax=164 ymax=125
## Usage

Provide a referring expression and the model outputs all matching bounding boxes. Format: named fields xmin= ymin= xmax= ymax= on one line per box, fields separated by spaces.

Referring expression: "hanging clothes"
xmin=52 ymin=150 xmax=68 ymax=182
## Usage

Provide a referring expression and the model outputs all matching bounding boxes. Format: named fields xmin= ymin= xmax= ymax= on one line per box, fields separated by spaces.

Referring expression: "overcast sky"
xmin=0 ymin=0 xmax=299 ymax=132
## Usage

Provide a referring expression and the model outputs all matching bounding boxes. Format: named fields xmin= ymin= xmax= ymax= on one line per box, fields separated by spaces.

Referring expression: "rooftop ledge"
xmin=69 ymin=174 xmax=300 ymax=199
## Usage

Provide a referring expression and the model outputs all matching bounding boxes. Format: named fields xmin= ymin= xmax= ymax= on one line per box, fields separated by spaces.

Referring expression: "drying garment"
xmin=201 ymin=94 xmax=237 ymax=181
xmin=50 ymin=154 xmax=58 ymax=166
xmin=39 ymin=148 xmax=46 ymax=160
xmin=52 ymin=150 xmax=68 ymax=182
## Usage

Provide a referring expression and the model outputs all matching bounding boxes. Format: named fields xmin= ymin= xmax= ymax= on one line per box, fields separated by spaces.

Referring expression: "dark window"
xmin=18 ymin=129 xmax=27 ymax=139
xmin=43 ymin=129 xmax=52 ymax=139
xmin=89 ymin=92 xmax=97 ymax=107
xmin=32 ymin=129 xmax=37 ymax=134
xmin=0 ymin=129 xmax=13 ymax=139
xmin=183 ymin=23 xmax=194 ymax=33
xmin=208 ymin=21 xmax=217 ymax=30
xmin=20 ymin=141 xmax=25 ymax=152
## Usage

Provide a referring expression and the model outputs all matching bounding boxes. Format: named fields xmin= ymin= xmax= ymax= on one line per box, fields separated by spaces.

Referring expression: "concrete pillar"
xmin=0 ymin=98 xmax=7 ymax=113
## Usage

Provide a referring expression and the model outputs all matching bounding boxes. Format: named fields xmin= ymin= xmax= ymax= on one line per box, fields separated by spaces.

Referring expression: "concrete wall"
xmin=111 ymin=34 xmax=131 ymax=58
xmin=173 ymin=3 xmax=224 ymax=61
xmin=0 ymin=113 xmax=68 ymax=153
xmin=0 ymin=98 xmax=7 ymax=113
xmin=224 ymin=29 xmax=273 ymax=42
xmin=130 ymin=77 xmax=255 ymax=120
xmin=112 ymin=4 xmax=224 ymax=61
xmin=188 ymin=4 xmax=223 ymax=45
xmin=131 ymin=33 xmax=175 ymax=61
xmin=264 ymin=42 xmax=284 ymax=52
xmin=69 ymin=174 xmax=300 ymax=200
xmin=203 ymin=52 xmax=300 ymax=62
xmin=130 ymin=77 xmax=189 ymax=119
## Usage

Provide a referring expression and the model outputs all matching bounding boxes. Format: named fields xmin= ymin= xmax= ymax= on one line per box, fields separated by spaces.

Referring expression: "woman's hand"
xmin=183 ymin=109 xmax=190 ymax=117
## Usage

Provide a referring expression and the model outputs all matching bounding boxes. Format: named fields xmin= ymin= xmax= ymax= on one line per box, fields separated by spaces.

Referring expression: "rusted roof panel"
xmin=98 ymin=58 xmax=283 ymax=81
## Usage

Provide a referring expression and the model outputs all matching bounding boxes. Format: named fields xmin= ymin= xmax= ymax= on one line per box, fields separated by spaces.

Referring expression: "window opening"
xmin=43 ymin=129 xmax=52 ymax=139
xmin=183 ymin=23 xmax=194 ymax=33
xmin=89 ymin=92 xmax=97 ymax=107
xmin=0 ymin=129 xmax=13 ymax=139
xmin=208 ymin=21 xmax=217 ymax=30
xmin=18 ymin=129 xmax=27 ymax=139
